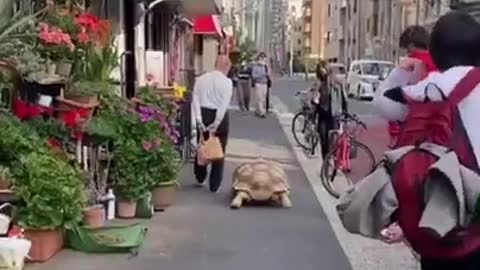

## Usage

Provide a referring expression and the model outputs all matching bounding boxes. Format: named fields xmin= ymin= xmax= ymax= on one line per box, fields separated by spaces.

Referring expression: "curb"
xmin=273 ymin=111 xmax=419 ymax=270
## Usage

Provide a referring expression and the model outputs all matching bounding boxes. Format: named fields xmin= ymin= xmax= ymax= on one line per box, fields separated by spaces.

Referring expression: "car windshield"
xmin=361 ymin=62 xmax=394 ymax=77
xmin=331 ymin=66 xmax=346 ymax=74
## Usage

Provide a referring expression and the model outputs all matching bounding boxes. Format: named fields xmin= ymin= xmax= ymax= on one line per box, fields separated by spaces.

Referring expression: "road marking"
xmin=273 ymin=109 xmax=419 ymax=270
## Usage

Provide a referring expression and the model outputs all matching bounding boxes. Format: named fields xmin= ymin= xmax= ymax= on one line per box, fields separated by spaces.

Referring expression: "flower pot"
xmin=117 ymin=200 xmax=137 ymax=219
xmin=152 ymin=183 xmax=177 ymax=211
xmin=46 ymin=64 xmax=57 ymax=76
xmin=63 ymin=93 xmax=98 ymax=106
xmin=0 ymin=179 xmax=10 ymax=190
xmin=24 ymin=229 xmax=64 ymax=262
xmin=83 ymin=204 xmax=106 ymax=228
xmin=56 ymin=62 xmax=73 ymax=77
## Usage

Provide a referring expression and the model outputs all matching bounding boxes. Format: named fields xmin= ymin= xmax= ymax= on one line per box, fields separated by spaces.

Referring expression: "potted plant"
xmin=13 ymin=152 xmax=85 ymax=262
xmin=112 ymin=138 xmax=149 ymax=218
xmin=83 ymin=143 xmax=111 ymax=227
xmin=108 ymin=111 xmax=150 ymax=218
xmin=135 ymin=89 xmax=181 ymax=210
xmin=0 ymin=113 xmax=85 ymax=262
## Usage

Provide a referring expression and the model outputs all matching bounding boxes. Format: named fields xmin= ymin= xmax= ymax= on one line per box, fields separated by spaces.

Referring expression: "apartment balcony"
xmin=337 ymin=27 xmax=345 ymax=41
xmin=340 ymin=0 xmax=347 ymax=9
xmin=304 ymin=23 xmax=312 ymax=33
xmin=304 ymin=7 xmax=312 ymax=18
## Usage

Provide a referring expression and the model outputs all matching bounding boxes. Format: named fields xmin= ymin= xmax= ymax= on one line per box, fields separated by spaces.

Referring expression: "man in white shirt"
xmin=192 ymin=55 xmax=233 ymax=192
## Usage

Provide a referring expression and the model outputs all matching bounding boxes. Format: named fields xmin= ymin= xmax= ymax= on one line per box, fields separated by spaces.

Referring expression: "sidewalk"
xmin=29 ymin=110 xmax=352 ymax=270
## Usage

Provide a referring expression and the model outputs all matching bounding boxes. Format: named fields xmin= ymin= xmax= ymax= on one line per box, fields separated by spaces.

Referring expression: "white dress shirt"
xmin=192 ymin=70 xmax=233 ymax=126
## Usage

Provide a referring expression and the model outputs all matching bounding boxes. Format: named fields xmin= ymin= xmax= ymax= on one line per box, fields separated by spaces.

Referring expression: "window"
xmin=328 ymin=4 xmax=331 ymax=17
xmin=353 ymin=0 xmax=357 ymax=13
xmin=373 ymin=14 xmax=378 ymax=36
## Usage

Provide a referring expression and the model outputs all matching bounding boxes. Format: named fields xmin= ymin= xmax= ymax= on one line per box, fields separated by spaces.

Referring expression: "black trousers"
xmin=316 ymin=106 xmax=333 ymax=158
xmin=266 ymin=87 xmax=270 ymax=113
xmin=194 ymin=107 xmax=229 ymax=192
xmin=421 ymin=250 xmax=480 ymax=270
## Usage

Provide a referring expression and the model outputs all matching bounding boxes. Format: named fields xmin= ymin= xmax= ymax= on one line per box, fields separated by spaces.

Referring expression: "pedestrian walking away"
xmin=250 ymin=52 xmax=271 ymax=118
xmin=237 ymin=62 xmax=252 ymax=111
xmin=192 ymin=55 xmax=233 ymax=192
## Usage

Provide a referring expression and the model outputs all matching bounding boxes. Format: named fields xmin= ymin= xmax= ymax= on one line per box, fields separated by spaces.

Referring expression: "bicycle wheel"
xmin=321 ymin=140 xmax=375 ymax=198
xmin=292 ymin=112 xmax=312 ymax=150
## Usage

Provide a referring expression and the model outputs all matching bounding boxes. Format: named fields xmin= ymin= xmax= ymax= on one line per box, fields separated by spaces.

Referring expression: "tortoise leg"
xmin=279 ymin=192 xmax=292 ymax=208
xmin=231 ymin=191 xmax=249 ymax=209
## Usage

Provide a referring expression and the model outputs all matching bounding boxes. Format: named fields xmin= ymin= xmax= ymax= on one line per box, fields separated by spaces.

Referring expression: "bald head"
xmin=215 ymin=55 xmax=232 ymax=75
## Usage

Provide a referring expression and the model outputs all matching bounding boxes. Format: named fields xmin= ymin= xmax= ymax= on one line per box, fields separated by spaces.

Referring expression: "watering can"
xmin=0 ymin=238 xmax=31 ymax=270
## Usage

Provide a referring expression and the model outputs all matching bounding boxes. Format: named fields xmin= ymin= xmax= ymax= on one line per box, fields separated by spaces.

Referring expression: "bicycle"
xmin=320 ymin=112 xmax=375 ymax=198
xmin=291 ymin=90 xmax=319 ymax=156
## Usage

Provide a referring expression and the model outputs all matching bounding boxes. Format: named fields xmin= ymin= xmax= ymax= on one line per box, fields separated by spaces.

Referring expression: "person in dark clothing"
xmin=237 ymin=63 xmax=252 ymax=111
xmin=313 ymin=60 xmax=334 ymax=158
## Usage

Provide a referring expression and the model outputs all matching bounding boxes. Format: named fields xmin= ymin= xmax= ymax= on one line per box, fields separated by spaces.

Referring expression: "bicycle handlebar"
xmin=336 ymin=112 xmax=367 ymax=129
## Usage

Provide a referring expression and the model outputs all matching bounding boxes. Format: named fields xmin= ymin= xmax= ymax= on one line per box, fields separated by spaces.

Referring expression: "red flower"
xmin=75 ymin=13 xmax=100 ymax=33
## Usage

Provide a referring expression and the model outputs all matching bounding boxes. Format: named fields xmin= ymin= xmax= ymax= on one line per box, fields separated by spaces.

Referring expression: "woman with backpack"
xmin=374 ymin=11 xmax=480 ymax=270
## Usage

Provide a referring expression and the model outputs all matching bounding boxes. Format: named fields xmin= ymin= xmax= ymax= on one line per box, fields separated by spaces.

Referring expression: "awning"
xmin=182 ymin=0 xmax=221 ymax=16
xmin=193 ymin=15 xmax=223 ymax=37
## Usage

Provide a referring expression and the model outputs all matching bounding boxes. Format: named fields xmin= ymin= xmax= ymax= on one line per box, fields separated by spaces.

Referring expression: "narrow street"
xmin=28 ymin=78 xmax=419 ymax=270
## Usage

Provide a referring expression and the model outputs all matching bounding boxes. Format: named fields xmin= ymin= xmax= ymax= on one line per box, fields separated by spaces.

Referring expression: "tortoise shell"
xmin=232 ymin=158 xmax=290 ymax=201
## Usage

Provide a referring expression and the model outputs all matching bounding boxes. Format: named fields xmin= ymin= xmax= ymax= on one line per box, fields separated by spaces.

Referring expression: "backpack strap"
xmin=449 ymin=68 xmax=480 ymax=105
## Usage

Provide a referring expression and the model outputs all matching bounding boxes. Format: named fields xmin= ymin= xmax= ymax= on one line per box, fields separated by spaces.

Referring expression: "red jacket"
xmin=408 ymin=49 xmax=437 ymax=76
xmin=389 ymin=50 xmax=438 ymax=136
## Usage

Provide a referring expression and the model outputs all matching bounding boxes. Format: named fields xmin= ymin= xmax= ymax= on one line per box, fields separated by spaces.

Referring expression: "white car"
xmin=346 ymin=60 xmax=394 ymax=100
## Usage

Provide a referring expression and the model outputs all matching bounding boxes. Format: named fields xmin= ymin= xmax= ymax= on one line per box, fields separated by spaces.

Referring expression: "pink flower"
xmin=38 ymin=22 xmax=49 ymax=32
xmin=153 ymin=138 xmax=161 ymax=147
xmin=46 ymin=0 xmax=55 ymax=8
xmin=142 ymin=141 xmax=153 ymax=151
xmin=146 ymin=73 xmax=155 ymax=82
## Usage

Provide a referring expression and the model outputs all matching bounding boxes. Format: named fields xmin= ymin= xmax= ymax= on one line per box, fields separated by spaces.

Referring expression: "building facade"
xmin=325 ymin=0 xmax=453 ymax=66
xmin=303 ymin=0 xmax=327 ymax=61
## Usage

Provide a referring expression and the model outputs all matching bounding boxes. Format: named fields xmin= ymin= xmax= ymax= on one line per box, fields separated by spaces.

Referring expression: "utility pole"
xmin=123 ymin=0 xmax=136 ymax=99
